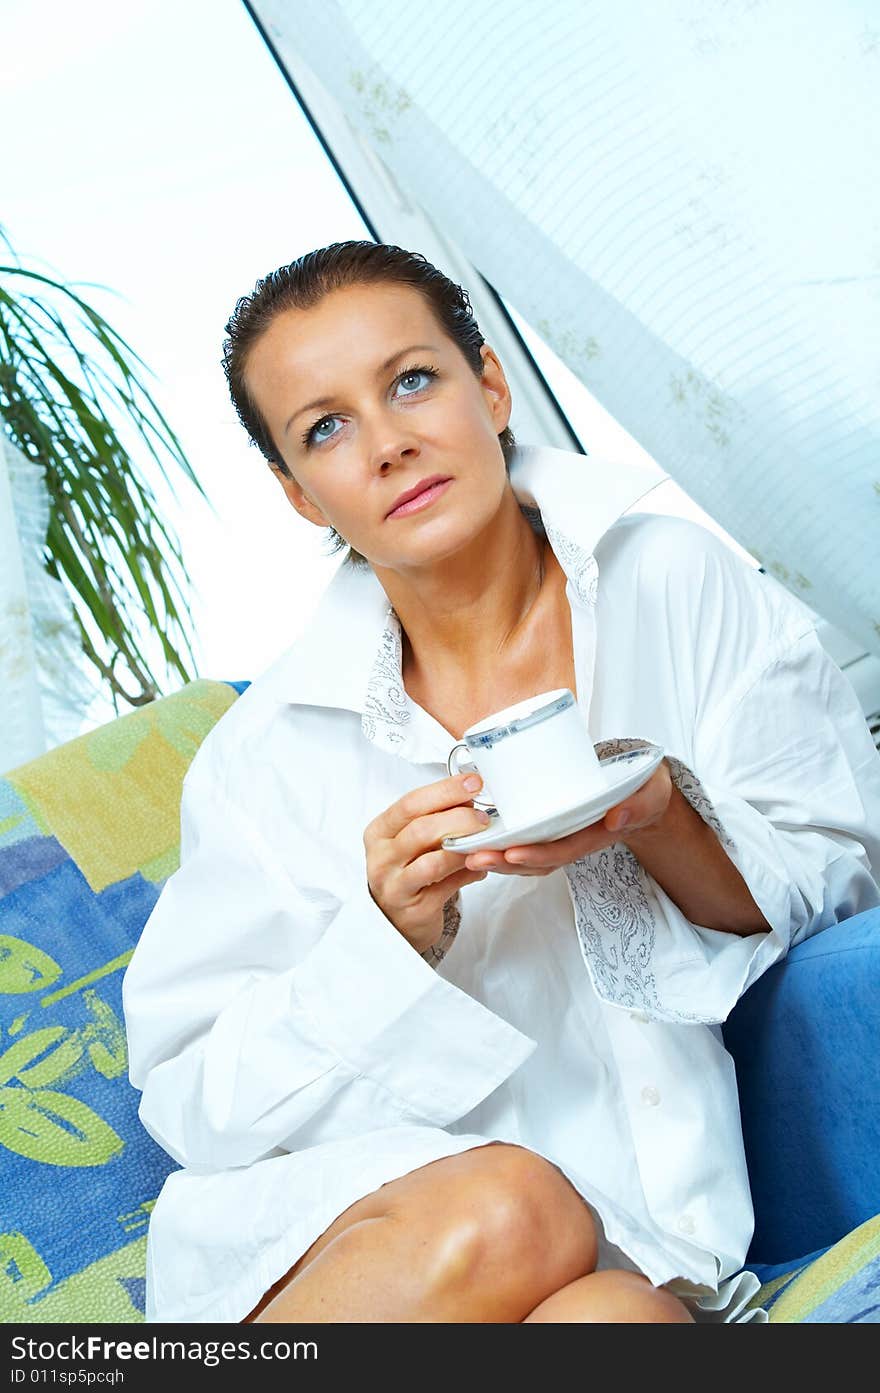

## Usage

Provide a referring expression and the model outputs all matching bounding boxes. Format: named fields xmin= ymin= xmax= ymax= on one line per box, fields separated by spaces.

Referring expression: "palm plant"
xmin=0 ymin=229 xmax=208 ymax=709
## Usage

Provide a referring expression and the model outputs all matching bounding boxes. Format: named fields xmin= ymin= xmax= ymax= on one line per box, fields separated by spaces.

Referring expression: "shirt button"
xmin=630 ymin=1011 xmax=650 ymax=1024
xmin=640 ymin=1085 xmax=661 ymax=1107
xmin=677 ymin=1214 xmax=696 ymax=1236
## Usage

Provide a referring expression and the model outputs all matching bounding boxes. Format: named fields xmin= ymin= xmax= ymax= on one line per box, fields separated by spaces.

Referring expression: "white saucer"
xmin=441 ymin=745 xmax=666 ymax=853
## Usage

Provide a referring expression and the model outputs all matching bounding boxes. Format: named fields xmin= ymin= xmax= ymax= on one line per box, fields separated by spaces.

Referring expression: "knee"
xmin=391 ymin=1144 xmax=598 ymax=1308
xmin=597 ymin=1270 xmax=696 ymax=1323
xmin=524 ymin=1269 xmax=696 ymax=1324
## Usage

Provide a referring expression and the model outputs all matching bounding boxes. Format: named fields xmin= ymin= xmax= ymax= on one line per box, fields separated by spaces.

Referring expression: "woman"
xmin=122 ymin=241 xmax=880 ymax=1324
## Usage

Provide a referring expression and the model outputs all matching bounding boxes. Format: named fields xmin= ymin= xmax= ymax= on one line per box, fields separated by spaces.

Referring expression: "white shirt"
xmin=122 ymin=443 xmax=880 ymax=1324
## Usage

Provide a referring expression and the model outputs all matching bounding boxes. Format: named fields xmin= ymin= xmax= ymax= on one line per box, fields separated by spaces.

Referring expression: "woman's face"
xmin=243 ymin=280 xmax=513 ymax=570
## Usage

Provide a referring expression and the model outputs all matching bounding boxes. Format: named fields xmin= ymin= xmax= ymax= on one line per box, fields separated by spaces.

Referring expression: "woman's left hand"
xmin=463 ymin=760 xmax=674 ymax=876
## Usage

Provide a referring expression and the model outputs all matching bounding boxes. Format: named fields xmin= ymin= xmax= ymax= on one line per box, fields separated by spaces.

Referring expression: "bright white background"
xmin=1 ymin=0 xmax=750 ymax=732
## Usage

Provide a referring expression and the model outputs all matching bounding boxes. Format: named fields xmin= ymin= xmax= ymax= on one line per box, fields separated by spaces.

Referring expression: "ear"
xmin=270 ymin=464 xmax=330 ymax=528
xmin=478 ymin=345 xmax=513 ymax=434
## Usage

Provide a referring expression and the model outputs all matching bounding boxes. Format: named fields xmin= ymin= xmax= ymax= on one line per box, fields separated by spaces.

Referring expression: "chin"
xmin=414 ymin=526 xmax=486 ymax=569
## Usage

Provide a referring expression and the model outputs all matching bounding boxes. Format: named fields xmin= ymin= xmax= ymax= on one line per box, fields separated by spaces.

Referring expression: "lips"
xmin=386 ymin=474 xmax=453 ymax=518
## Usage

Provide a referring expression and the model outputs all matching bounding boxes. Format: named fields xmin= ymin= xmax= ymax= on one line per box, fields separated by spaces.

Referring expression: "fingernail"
xmin=463 ymin=774 xmax=482 ymax=792
xmin=611 ymin=811 xmax=630 ymax=830
xmin=476 ymin=809 xmax=491 ymax=824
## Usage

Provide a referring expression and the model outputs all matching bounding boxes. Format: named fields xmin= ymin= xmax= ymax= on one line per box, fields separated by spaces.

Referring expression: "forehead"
xmin=247 ymin=280 xmax=445 ymax=387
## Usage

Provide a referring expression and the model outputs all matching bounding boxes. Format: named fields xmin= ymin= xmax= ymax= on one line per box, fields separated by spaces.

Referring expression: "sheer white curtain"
xmin=259 ymin=0 xmax=879 ymax=656
xmin=0 ymin=434 xmax=95 ymax=773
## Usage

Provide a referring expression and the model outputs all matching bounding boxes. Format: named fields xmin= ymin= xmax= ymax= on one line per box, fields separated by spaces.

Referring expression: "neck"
xmin=373 ymin=490 xmax=556 ymax=698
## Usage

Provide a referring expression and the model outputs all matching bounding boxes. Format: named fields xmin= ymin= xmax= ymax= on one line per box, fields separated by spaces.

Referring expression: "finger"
xmin=398 ymin=804 xmax=492 ymax=862
xmin=504 ymin=847 xmax=563 ymax=867
xmin=464 ymin=852 xmax=554 ymax=877
xmin=401 ymin=845 xmax=491 ymax=895
xmin=470 ymin=861 xmax=554 ymax=877
xmin=440 ymin=865 xmax=491 ymax=895
xmin=464 ymin=851 xmax=509 ymax=871
xmin=604 ymin=764 xmax=671 ymax=833
xmin=501 ymin=815 xmax=624 ymax=865
xmin=502 ymin=831 xmax=607 ymax=866
xmin=466 ymin=842 xmax=580 ymax=870
xmin=370 ymin=773 xmax=484 ymax=842
xmin=403 ymin=864 xmax=489 ymax=921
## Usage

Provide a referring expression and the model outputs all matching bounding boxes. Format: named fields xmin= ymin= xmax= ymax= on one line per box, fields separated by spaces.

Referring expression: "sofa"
xmin=1 ymin=678 xmax=878 ymax=1323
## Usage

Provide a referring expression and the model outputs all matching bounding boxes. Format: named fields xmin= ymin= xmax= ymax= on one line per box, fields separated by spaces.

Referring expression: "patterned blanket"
xmin=0 ymin=678 xmax=876 ymax=1322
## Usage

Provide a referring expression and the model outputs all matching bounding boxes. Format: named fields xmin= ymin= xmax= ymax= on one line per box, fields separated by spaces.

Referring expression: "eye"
xmin=301 ymin=415 xmax=340 ymax=448
xmin=394 ymin=365 xmax=437 ymax=397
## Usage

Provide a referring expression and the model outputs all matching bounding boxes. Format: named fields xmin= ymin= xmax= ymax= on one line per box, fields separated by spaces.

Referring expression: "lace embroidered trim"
xmin=420 ymin=891 xmax=462 ymax=968
xmin=543 ymin=519 xmax=599 ymax=607
xmin=563 ymin=738 xmax=739 ymax=1018
xmin=361 ymin=609 xmax=410 ymax=748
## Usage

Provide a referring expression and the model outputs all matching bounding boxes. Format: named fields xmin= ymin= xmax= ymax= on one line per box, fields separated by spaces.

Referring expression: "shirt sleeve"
xmin=122 ymin=755 xmax=536 ymax=1171
xmin=565 ymin=528 xmax=880 ymax=1026
xmin=661 ymin=626 xmax=880 ymax=1018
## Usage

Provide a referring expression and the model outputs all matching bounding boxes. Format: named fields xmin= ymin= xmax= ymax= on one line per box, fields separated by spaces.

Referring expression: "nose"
xmin=363 ymin=410 xmax=421 ymax=475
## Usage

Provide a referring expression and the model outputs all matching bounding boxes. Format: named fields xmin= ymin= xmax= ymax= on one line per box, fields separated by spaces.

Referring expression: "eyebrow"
xmin=284 ymin=344 xmax=441 ymax=435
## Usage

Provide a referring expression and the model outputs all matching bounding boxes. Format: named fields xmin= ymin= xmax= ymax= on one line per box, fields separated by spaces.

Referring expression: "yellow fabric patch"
xmin=1 ymin=1235 xmax=148 ymax=1322
xmin=7 ymin=681 xmax=237 ymax=892
xmin=768 ymin=1214 xmax=880 ymax=1323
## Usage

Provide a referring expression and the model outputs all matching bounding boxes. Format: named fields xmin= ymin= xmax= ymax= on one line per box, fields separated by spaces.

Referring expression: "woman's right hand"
xmin=364 ymin=773 xmax=492 ymax=954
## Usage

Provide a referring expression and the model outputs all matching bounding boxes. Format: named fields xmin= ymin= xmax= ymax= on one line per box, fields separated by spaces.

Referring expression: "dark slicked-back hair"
xmin=221 ymin=240 xmax=515 ymax=565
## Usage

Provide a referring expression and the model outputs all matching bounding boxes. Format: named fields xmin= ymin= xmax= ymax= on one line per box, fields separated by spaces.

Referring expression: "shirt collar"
xmin=274 ymin=442 xmax=662 ymax=720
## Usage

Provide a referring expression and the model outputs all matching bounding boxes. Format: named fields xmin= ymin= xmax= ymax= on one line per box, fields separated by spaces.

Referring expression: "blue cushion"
xmin=723 ymin=906 xmax=880 ymax=1266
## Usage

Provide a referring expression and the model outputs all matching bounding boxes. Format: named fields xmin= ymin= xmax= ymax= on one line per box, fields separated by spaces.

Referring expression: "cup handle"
xmin=447 ymin=743 xmax=497 ymax=814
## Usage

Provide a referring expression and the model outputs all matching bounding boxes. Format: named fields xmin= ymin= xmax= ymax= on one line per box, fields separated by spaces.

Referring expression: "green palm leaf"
xmin=0 ymin=229 xmax=213 ymax=709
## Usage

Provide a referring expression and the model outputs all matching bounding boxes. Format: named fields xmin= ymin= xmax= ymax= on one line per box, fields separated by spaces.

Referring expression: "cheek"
xmin=445 ymin=399 xmax=509 ymax=465
xmin=442 ymin=391 xmax=493 ymax=434
xmin=308 ymin=469 xmax=368 ymax=531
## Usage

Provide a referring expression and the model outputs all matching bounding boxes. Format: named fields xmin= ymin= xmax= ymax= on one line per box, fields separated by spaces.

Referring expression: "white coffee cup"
xmin=446 ymin=688 xmax=607 ymax=826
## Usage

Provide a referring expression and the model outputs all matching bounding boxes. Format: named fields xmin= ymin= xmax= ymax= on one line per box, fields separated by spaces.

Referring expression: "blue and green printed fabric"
xmin=0 ymin=677 xmax=877 ymax=1323
xmin=0 ymin=680 xmax=242 ymax=1323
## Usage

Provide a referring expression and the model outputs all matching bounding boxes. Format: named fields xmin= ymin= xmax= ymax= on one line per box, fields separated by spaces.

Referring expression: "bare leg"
xmin=245 ymin=1142 xmax=598 ymax=1323
xmin=524 ymin=1269 xmax=695 ymax=1323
